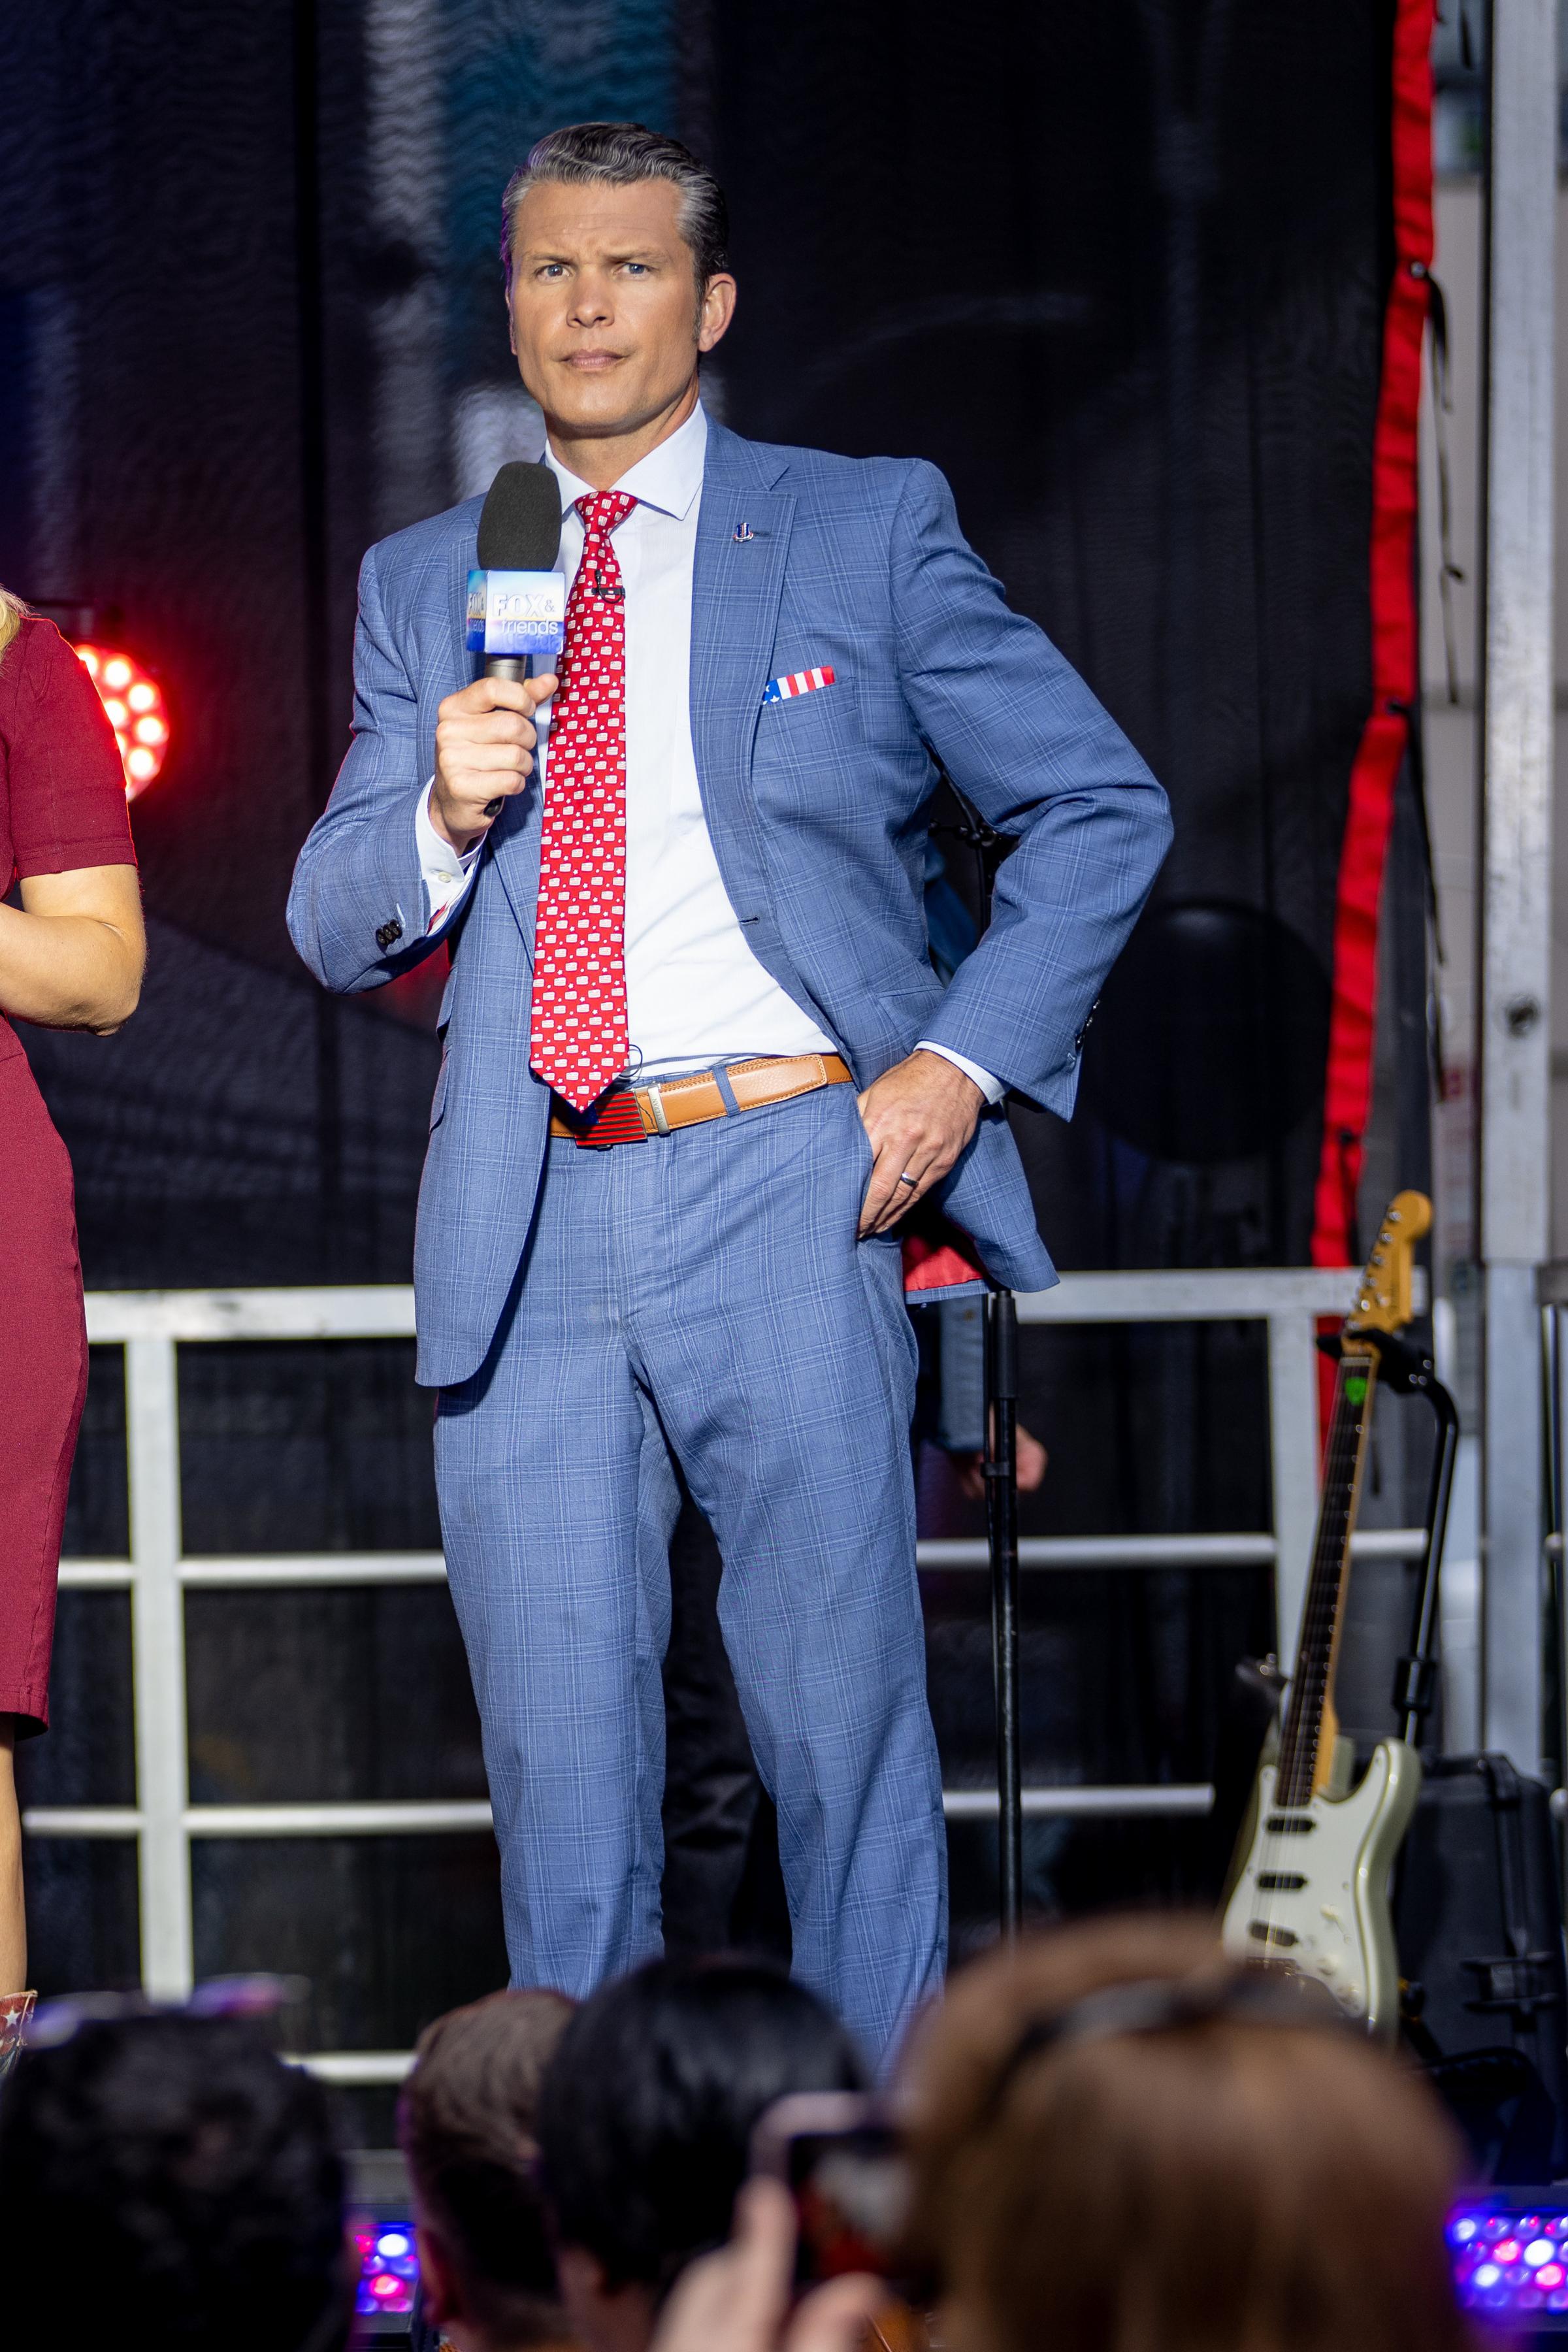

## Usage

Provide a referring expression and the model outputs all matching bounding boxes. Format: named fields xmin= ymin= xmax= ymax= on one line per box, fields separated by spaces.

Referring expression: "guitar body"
xmin=1218 ymin=1194 xmax=1434 ymax=2037
xmin=1221 ymin=1741 xmax=1423 ymax=2038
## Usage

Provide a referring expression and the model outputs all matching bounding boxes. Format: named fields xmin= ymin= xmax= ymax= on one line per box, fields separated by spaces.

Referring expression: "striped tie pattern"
xmin=528 ymin=489 xmax=637 ymax=1111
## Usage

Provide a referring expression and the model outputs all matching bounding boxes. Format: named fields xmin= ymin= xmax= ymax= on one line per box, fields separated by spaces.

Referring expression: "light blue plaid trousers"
xmin=433 ymin=1081 xmax=947 ymax=2064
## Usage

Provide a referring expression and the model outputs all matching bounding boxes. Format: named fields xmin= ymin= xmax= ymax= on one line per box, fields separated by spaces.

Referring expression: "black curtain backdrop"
xmin=709 ymin=0 xmax=1430 ymax=1922
xmin=712 ymin=0 xmax=1394 ymax=1275
xmin=0 ymin=0 xmax=1429 ymax=2040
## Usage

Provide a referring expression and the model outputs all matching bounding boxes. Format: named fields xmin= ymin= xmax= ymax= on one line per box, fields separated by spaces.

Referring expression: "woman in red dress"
xmin=0 ymin=587 xmax=144 ymax=2042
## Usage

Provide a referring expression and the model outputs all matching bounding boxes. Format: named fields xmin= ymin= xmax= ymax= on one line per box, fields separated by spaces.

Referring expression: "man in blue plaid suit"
xmin=288 ymin=123 xmax=1170 ymax=2062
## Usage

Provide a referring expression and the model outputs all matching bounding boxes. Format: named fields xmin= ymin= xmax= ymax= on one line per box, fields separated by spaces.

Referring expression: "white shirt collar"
xmin=545 ymin=399 xmax=708 ymax=523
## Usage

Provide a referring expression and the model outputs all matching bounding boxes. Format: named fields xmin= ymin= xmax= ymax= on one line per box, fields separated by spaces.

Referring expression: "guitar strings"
xmin=1255 ymin=1351 xmax=1367 ymax=1946
xmin=1281 ymin=1358 xmax=1367 ymax=1794
xmin=1245 ymin=1199 xmax=1420 ymax=2002
xmin=1250 ymin=1348 xmax=1377 ymax=1967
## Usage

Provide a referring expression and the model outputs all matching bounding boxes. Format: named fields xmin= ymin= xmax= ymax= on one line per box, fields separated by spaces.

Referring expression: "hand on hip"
xmin=855 ymin=1050 xmax=984 ymax=1237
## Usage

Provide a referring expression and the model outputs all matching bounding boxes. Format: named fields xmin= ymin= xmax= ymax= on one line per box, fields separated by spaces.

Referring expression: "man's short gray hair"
xmin=500 ymin=122 xmax=729 ymax=294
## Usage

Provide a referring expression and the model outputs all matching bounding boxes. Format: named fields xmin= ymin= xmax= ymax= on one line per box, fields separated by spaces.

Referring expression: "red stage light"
xmin=73 ymin=644 xmax=169 ymax=800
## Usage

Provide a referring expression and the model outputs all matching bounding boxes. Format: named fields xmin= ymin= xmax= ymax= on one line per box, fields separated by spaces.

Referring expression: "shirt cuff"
xmin=915 ymin=1040 xmax=1005 ymax=1107
xmin=416 ymin=780 xmax=482 ymax=936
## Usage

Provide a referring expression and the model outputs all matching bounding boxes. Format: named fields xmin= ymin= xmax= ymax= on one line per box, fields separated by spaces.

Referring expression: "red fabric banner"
xmin=1309 ymin=0 xmax=1436 ymax=1280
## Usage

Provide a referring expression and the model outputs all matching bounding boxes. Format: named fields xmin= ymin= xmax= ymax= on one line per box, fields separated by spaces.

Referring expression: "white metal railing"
xmin=34 ymin=1271 xmax=1409 ymax=2077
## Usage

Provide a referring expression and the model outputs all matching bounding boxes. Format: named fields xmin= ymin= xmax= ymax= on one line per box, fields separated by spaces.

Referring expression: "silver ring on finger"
xmin=898 ymin=1171 xmax=919 ymax=1188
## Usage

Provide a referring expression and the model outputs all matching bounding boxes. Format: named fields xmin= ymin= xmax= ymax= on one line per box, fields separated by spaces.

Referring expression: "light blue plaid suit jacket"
xmin=287 ymin=422 xmax=1172 ymax=1387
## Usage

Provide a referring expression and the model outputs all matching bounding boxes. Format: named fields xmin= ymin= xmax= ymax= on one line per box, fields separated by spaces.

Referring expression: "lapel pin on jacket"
xmin=732 ymin=521 xmax=757 ymax=542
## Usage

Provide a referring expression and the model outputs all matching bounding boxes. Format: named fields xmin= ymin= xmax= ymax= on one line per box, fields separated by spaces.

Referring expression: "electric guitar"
xmin=1220 ymin=1190 xmax=1432 ymax=2038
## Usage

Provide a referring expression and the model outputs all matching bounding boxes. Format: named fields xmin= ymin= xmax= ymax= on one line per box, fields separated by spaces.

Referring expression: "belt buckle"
xmin=643 ymin=1081 xmax=672 ymax=1136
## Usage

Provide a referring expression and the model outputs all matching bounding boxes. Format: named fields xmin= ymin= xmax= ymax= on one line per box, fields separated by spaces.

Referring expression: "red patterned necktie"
xmin=529 ymin=489 xmax=637 ymax=1111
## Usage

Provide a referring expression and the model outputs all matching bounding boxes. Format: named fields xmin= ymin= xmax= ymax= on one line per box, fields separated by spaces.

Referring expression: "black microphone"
xmin=474 ymin=461 xmax=563 ymax=817
xmin=475 ymin=460 xmax=563 ymax=685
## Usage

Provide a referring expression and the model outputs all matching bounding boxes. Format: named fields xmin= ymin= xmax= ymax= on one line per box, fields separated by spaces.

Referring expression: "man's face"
xmin=507 ymin=177 xmax=735 ymax=438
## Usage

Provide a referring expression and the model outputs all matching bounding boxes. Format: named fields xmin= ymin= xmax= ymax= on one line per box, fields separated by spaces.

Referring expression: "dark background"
xmin=0 ymin=0 xmax=1431 ymax=2117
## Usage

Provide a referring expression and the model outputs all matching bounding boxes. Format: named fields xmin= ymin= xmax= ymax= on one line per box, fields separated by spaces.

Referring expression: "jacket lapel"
xmin=450 ymin=520 xmax=542 ymax=960
xmin=690 ymin=427 xmax=794 ymax=902
xmin=489 ymin=766 xmax=542 ymax=962
xmin=478 ymin=424 xmax=794 ymax=964
xmin=431 ymin=514 xmax=478 ymax=738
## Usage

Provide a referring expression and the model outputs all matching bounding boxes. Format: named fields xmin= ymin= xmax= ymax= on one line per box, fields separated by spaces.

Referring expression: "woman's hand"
xmin=651 ymin=2178 xmax=887 ymax=2352
xmin=0 ymin=865 xmax=145 ymax=1033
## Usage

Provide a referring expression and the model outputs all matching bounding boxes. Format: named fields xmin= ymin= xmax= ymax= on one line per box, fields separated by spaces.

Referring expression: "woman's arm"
xmin=0 ymin=865 xmax=145 ymax=1033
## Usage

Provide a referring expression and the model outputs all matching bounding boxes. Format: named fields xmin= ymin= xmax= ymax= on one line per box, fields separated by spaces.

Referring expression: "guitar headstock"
xmin=1345 ymin=1190 xmax=1432 ymax=1335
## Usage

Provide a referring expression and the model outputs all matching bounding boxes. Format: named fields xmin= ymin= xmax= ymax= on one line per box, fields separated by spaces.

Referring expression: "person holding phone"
xmin=649 ymin=1916 xmax=1473 ymax=2352
xmin=0 ymin=586 xmax=144 ymax=2042
xmin=534 ymin=1953 xmax=866 ymax=2352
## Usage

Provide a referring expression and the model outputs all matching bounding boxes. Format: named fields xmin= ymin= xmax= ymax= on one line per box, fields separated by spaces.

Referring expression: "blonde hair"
xmin=0 ymin=583 xmax=26 ymax=661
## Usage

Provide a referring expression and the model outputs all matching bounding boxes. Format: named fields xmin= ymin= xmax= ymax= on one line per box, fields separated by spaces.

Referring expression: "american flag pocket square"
xmin=762 ymin=666 xmax=836 ymax=704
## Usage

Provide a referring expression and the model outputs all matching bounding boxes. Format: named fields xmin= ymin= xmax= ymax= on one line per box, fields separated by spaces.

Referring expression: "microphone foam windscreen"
xmin=476 ymin=461 xmax=563 ymax=571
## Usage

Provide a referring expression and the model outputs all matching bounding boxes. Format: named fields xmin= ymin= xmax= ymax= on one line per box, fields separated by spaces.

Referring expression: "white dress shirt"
xmin=416 ymin=401 xmax=1000 ymax=1100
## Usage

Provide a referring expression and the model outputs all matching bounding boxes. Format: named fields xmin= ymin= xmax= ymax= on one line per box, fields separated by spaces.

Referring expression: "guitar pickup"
xmin=1247 ymin=1921 xmax=1301 ymax=1948
xmin=1264 ymin=1814 xmax=1316 ymax=1834
xmin=1256 ymin=1871 xmax=1307 ymax=1892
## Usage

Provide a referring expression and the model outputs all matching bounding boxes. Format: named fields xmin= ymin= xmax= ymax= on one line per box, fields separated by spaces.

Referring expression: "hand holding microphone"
xmin=431 ymin=670 xmax=558 ymax=853
xmin=431 ymin=457 xmax=565 ymax=854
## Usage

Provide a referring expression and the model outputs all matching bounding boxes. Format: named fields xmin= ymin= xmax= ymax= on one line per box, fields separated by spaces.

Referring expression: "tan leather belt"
xmin=550 ymin=1053 xmax=853 ymax=1144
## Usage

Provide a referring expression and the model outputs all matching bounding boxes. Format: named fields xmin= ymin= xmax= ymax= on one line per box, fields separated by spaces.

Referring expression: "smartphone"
xmin=751 ymin=2092 xmax=912 ymax=2289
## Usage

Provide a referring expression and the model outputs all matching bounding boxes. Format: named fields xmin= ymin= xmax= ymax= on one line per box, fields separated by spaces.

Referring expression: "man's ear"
xmin=557 ymin=2239 xmax=658 ymax=2352
xmin=416 ymin=2223 xmax=462 ymax=2328
xmin=555 ymin=2245 xmax=658 ymax=2352
xmin=697 ymin=272 xmax=736 ymax=355
xmin=555 ymin=2241 xmax=612 ymax=2321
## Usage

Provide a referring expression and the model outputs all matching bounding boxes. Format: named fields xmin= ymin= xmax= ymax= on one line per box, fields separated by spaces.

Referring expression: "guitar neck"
xmin=1276 ymin=1345 xmax=1378 ymax=1806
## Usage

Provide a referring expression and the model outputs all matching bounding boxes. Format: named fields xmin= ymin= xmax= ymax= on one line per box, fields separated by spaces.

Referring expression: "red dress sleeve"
xmin=1 ymin=619 xmax=137 ymax=882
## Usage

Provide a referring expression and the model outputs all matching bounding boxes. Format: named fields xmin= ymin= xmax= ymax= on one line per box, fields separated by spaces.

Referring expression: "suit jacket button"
xmin=1073 ymin=997 xmax=1100 ymax=1054
xmin=376 ymin=917 xmax=404 ymax=949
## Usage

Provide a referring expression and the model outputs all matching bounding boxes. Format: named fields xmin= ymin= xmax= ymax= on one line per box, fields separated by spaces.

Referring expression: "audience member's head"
xmin=0 ymin=2010 xmax=348 ymax=2352
xmin=538 ymin=1954 xmax=868 ymax=2352
xmin=400 ymin=1987 xmax=578 ymax=2352
xmin=898 ymin=1914 xmax=1471 ymax=2352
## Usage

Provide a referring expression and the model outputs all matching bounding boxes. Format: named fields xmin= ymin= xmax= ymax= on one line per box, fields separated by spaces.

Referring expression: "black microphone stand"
xmin=930 ymin=762 xmax=1025 ymax=1939
xmin=985 ymin=1286 xmax=1024 ymax=1935
xmin=1318 ymin=1326 xmax=1459 ymax=1748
